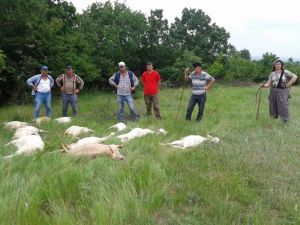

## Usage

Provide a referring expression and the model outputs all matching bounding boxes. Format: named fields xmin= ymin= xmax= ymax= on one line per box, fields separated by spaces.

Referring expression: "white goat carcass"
xmin=66 ymin=133 xmax=115 ymax=148
xmin=12 ymin=126 xmax=42 ymax=139
xmin=117 ymin=128 xmax=154 ymax=142
xmin=34 ymin=117 xmax=51 ymax=125
xmin=3 ymin=134 xmax=45 ymax=158
xmin=64 ymin=126 xmax=94 ymax=137
xmin=55 ymin=117 xmax=72 ymax=124
xmin=62 ymin=143 xmax=124 ymax=160
xmin=156 ymin=128 xmax=167 ymax=135
xmin=165 ymin=135 xmax=220 ymax=149
xmin=4 ymin=121 xmax=29 ymax=130
xmin=109 ymin=122 xmax=126 ymax=132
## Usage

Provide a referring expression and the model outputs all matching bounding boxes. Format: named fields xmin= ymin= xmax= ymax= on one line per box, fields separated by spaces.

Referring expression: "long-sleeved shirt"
xmin=26 ymin=74 xmax=54 ymax=95
xmin=56 ymin=73 xmax=84 ymax=94
xmin=109 ymin=71 xmax=139 ymax=96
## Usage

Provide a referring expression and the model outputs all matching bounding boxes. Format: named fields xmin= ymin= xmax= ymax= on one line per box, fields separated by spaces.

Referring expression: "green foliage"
xmin=206 ymin=54 xmax=225 ymax=79
xmin=225 ymin=55 xmax=260 ymax=81
xmin=0 ymin=0 xmax=299 ymax=103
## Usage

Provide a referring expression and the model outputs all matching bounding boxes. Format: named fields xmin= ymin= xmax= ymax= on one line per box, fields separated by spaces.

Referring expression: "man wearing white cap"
xmin=109 ymin=62 xmax=139 ymax=122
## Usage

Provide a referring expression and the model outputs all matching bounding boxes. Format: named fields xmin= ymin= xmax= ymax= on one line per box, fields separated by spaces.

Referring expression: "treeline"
xmin=0 ymin=0 xmax=299 ymax=104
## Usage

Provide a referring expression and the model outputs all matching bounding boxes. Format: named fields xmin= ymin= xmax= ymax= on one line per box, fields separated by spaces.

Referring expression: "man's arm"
xmin=109 ymin=74 xmax=118 ymax=88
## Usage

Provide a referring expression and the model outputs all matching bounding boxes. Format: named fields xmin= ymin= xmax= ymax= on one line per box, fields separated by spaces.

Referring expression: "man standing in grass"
xmin=26 ymin=66 xmax=54 ymax=119
xmin=141 ymin=62 xmax=161 ymax=119
xmin=56 ymin=65 xmax=84 ymax=116
xmin=109 ymin=61 xmax=139 ymax=122
xmin=185 ymin=62 xmax=215 ymax=121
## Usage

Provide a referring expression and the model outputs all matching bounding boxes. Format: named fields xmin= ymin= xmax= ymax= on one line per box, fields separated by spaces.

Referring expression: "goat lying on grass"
xmin=64 ymin=126 xmax=93 ymax=137
xmin=12 ymin=126 xmax=43 ymax=139
xmin=117 ymin=128 xmax=154 ymax=142
xmin=109 ymin=122 xmax=126 ymax=132
xmin=66 ymin=133 xmax=115 ymax=149
xmin=3 ymin=134 xmax=44 ymax=158
xmin=34 ymin=117 xmax=51 ymax=125
xmin=55 ymin=117 xmax=72 ymax=124
xmin=3 ymin=121 xmax=29 ymax=130
xmin=62 ymin=143 xmax=124 ymax=160
xmin=165 ymin=135 xmax=220 ymax=149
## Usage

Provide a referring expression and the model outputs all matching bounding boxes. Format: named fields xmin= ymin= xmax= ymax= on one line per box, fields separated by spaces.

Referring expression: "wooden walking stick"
xmin=255 ymin=81 xmax=266 ymax=121
xmin=175 ymin=67 xmax=190 ymax=121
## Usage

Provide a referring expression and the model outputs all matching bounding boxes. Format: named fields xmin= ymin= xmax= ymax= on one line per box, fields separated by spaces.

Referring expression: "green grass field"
xmin=0 ymin=84 xmax=299 ymax=225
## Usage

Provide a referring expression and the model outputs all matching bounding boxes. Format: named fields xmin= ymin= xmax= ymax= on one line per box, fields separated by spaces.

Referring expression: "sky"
xmin=69 ymin=0 xmax=300 ymax=60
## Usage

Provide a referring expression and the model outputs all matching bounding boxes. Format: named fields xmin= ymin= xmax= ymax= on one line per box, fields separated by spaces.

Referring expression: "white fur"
xmin=34 ymin=117 xmax=51 ymax=125
xmin=165 ymin=135 xmax=220 ymax=149
xmin=55 ymin=117 xmax=72 ymax=124
xmin=4 ymin=121 xmax=28 ymax=130
xmin=117 ymin=128 xmax=154 ymax=142
xmin=64 ymin=126 xmax=94 ymax=137
xmin=67 ymin=133 xmax=115 ymax=148
xmin=109 ymin=122 xmax=126 ymax=132
xmin=12 ymin=126 xmax=41 ymax=139
xmin=64 ymin=143 xmax=124 ymax=160
xmin=156 ymin=128 xmax=167 ymax=135
xmin=4 ymin=134 xmax=44 ymax=158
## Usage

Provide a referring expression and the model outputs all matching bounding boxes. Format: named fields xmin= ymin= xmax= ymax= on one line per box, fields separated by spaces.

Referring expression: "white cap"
xmin=118 ymin=61 xmax=126 ymax=67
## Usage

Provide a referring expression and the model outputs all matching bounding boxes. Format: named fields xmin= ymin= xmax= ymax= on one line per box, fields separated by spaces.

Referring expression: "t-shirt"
xmin=268 ymin=69 xmax=296 ymax=88
xmin=188 ymin=71 xmax=215 ymax=95
xmin=141 ymin=70 xmax=160 ymax=95
xmin=37 ymin=78 xmax=51 ymax=93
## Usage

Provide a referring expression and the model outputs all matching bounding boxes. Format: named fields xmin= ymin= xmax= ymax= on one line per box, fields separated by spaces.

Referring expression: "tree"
xmin=239 ymin=49 xmax=251 ymax=61
xmin=169 ymin=8 xmax=230 ymax=64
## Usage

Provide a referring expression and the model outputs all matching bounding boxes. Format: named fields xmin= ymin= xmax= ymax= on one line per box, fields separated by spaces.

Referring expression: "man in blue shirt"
xmin=26 ymin=66 xmax=54 ymax=119
xmin=184 ymin=62 xmax=215 ymax=121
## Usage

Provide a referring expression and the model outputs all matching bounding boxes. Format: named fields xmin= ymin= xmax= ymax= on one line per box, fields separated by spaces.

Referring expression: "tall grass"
xmin=0 ymin=85 xmax=299 ymax=225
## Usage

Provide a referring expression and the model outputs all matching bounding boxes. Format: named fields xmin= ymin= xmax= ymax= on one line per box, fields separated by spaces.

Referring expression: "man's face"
xmin=194 ymin=66 xmax=201 ymax=74
xmin=146 ymin=64 xmax=153 ymax=71
xmin=66 ymin=68 xmax=73 ymax=76
xmin=119 ymin=66 xmax=126 ymax=73
xmin=41 ymin=69 xmax=48 ymax=75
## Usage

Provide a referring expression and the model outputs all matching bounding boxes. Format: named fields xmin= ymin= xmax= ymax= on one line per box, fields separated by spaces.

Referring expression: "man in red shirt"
xmin=141 ymin=62 xmax=161 ymax=119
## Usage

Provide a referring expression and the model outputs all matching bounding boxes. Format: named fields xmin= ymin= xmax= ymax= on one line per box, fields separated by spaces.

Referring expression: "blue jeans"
xmin=34 ymin=91 xmax=51 ymax=119
xmin=117 ymin=94 xmax=138 ymax=122
xmin=62 ymin=93 xmax=78 ymax=116
xmin=186 ymin=94 xmax=206 ymax=121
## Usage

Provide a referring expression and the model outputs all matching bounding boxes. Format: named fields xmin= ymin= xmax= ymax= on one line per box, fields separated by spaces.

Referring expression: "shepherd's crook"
xmin=255 ymin=86 xmax=263 ymax=121
xmin=176 ymin=68 xmax=189 ymax=120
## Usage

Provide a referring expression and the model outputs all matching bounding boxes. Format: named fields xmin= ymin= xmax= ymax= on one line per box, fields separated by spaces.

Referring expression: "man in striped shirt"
xmin=109 ymin=62 xmax=139 ymax=122
xmin=184 ymin=62 xmax=215 ymax=121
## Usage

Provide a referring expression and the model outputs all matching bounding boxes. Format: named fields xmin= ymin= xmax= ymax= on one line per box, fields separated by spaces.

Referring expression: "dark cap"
xmin=41 ymin=66 xmax=48 ymax=70
xmin=192 ymin=62 xmax=202 ymax=67
xmin=66 ymin=65 xmax=72 ymax=69
xmin=146 ymin=62 xmax=153 ymax=65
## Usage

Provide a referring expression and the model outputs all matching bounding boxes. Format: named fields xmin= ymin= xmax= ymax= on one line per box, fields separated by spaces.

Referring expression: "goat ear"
xmin=117 ymin=145 xmax=123 ymax=149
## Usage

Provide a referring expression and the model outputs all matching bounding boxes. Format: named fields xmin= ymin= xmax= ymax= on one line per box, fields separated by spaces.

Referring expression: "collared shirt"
xmin=109 ymin=71 xmax=139 ymax=96
xmin=56 ymin=74 xmax=84 ymax=94
xmin=141 ymin=70 xmax=160 ymax=95
xmin=188 ymin=71 xmax=215 ymax=95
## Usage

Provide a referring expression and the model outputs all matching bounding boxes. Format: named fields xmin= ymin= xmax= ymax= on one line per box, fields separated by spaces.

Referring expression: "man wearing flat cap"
xmin=26 ymin=66 xmax=54 ymax=118
xmin=109 ymin=61 xmax=139 ymax=122
xmin=56 ymin=65 xmax=84 ymax=116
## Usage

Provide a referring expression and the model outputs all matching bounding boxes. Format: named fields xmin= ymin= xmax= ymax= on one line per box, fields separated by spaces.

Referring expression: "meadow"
xmin=0 ymin=84 xmax=299 ymax=225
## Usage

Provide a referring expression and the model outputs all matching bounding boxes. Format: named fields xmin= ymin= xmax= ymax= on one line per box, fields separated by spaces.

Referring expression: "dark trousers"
xmin=144 ymin=94 xmax=161 ymax=118
xmin=62 ymin=93 xmax=78 ymax=116
xmin=186 ymin=94 xmax=206 ymax=121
